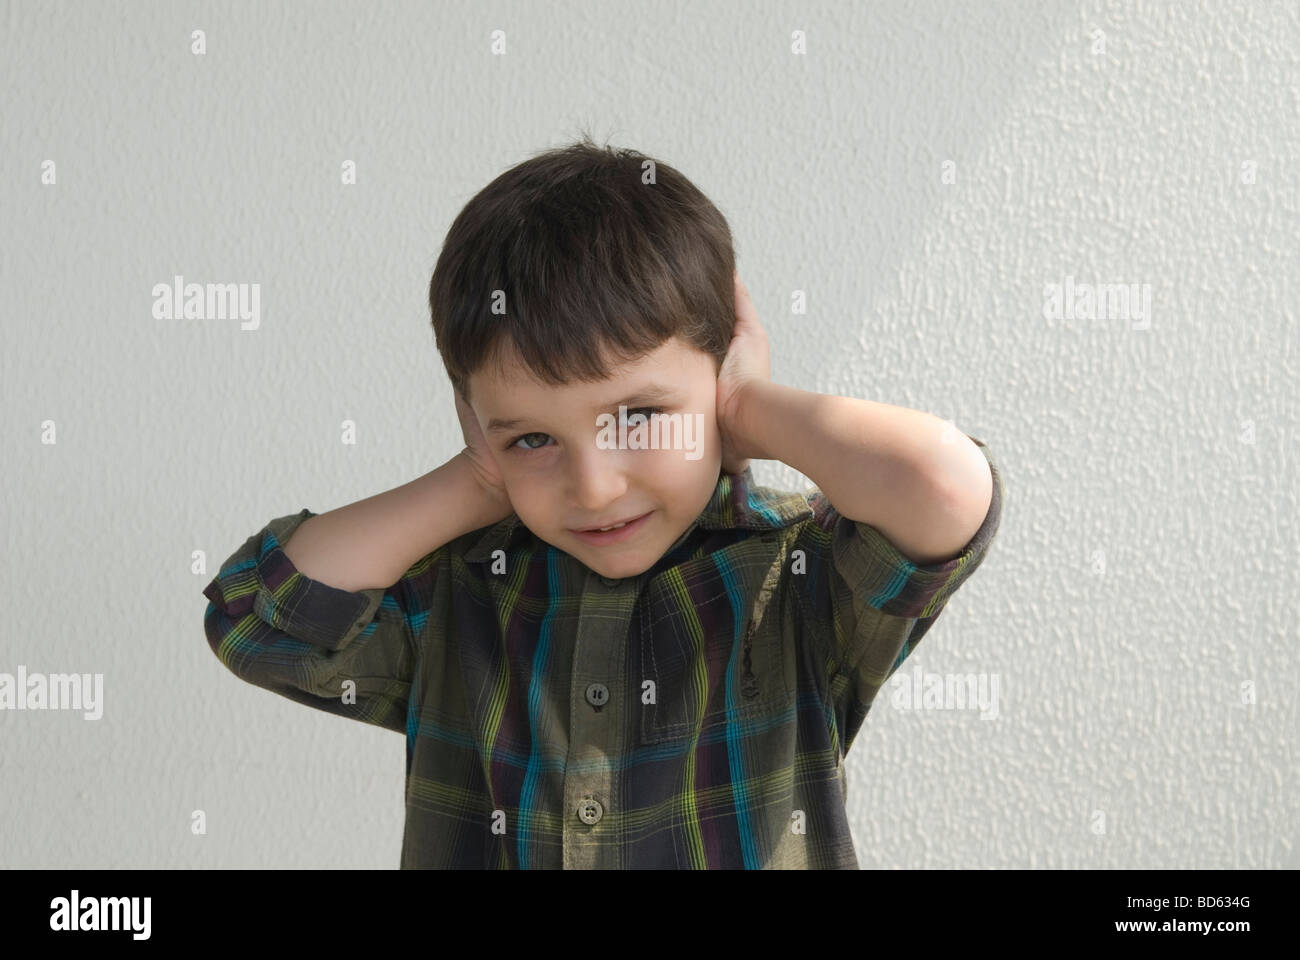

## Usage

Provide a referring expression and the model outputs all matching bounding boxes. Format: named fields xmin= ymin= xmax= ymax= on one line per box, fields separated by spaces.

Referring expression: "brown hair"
xmin=428 ymin=134 xmax=736 ymax=404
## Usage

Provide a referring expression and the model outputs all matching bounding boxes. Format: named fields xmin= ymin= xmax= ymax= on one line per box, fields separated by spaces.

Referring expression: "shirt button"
xmin=576 ymin=798 xmax=603 ymax=825
xmin=599 ymin=575 xmax=620 ymax=587
xmin=585 ymin=682 xmax=609 ymax=707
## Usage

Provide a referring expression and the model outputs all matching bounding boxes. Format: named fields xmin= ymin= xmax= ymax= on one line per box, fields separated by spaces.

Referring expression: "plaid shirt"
xmin=203 ymin=435 xmax=1003 ymax=869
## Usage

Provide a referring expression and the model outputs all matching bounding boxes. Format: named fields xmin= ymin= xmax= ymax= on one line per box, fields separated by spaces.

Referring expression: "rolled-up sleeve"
xmin=791 ymin=435 xmax=1004 ymax=749
xmin=202 ymin=508 xmax=438 ymax=734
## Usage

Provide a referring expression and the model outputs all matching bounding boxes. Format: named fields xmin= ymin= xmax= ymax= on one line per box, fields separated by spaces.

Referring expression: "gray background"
xmin=1 ymin=0 xmax=1295 ymax=869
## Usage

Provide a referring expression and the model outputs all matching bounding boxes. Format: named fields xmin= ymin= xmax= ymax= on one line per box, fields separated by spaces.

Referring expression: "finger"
xmin=733 ymin=271 xmax=762 ymax=332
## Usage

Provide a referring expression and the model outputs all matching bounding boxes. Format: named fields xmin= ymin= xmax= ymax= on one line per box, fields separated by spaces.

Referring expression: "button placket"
xmin=563 ymin=568 xmax=631 ymax=867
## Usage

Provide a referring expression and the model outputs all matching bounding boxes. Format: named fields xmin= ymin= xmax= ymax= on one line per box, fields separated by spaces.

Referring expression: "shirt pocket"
xmin=636 ymin=556 xmax=793 ymax=746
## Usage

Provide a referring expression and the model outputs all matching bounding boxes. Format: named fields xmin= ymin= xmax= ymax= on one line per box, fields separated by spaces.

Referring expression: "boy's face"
xmin=466 ymin=335 xmax=723 ymax=579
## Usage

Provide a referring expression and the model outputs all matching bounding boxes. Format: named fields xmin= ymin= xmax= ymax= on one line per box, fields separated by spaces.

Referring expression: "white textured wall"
xmin=2 ymin=0 xmax=1295 ymax=869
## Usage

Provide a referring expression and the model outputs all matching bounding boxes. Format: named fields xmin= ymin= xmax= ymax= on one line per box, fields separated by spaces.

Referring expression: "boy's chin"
xmin=567 ymin=540 xmax=657 ymax=579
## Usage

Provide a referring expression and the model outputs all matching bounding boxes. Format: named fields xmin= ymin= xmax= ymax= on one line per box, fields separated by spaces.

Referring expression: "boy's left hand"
xmin=716 ymin=270 xmax=771 ymax=476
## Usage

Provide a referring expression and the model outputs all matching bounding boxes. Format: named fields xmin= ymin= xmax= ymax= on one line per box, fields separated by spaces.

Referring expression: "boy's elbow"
xmin=203 ymin=598 xmax=262 ymax=683
xmin=203 ymin=600 xmax=236 ymax=670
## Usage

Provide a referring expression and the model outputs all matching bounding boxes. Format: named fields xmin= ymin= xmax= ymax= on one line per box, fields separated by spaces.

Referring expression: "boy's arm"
xmin=279 ymin=451 xmax=512 ymax=591
xmin=201 ymin=452 xmax=513 ymax=733
xmin=731 ymin=380 xmax=993 ymax=566
xmin=728 ymin=381 xmax=1004 ymax=748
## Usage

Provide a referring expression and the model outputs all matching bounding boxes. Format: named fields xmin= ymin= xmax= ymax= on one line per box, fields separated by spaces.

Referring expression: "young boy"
xmin=202 ymin=137 xmax=1004 ymax=869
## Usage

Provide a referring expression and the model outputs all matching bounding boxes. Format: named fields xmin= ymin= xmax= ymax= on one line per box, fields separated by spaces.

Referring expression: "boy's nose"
xmin=566 ymin=447 xmax=628 ymax=514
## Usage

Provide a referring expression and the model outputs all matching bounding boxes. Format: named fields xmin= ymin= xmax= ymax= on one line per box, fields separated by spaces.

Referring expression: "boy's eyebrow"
xmin=485 ymin=385 xmax=678 ymax=433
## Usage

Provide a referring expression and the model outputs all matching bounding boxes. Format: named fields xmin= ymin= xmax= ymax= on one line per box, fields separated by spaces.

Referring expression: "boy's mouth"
xmin=571 ymin=510 xmax=654 ymax=544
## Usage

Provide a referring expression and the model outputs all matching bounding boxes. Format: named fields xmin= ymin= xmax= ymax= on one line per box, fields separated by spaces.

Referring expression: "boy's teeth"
xmin=596 ymin=521 xmax=628 ymax=532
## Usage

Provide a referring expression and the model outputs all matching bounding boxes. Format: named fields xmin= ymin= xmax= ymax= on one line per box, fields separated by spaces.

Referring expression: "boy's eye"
xmin=506 ymin=407 xmax=665 ymax=453
xmin=510 ymin=431 xmax=552 ymax=452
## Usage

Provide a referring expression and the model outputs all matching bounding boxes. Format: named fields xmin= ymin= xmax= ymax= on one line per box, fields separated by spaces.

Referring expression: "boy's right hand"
xmin=455 ymin=389 xmax=513 ymax=513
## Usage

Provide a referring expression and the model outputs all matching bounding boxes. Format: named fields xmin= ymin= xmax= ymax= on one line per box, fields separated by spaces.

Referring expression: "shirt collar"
xmin=462 ymin=465 xmax=814 ymax=563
